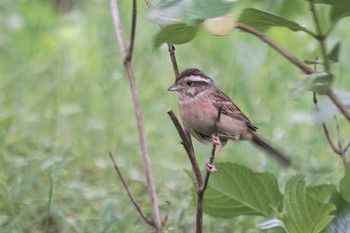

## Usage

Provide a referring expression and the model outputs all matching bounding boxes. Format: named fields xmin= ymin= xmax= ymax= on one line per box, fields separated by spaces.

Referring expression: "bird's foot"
xmin=206 ymin=160 xmax=218 ymax=173
xmin=211 ymin=134 xmax=222 ymax=145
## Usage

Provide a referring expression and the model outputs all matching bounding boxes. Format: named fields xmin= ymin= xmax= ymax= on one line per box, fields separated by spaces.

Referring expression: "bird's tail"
xmin=251 ymin=133 xmax=291 ymax=166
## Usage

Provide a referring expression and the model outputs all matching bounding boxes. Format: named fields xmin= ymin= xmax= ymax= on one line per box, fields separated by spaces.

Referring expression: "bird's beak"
xmin=168 ymin=83 xmax=180 ymax=91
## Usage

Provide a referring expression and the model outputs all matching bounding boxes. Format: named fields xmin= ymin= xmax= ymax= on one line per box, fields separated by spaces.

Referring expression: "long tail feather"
xmin=251 ymin=133 xmax=291 ymax=166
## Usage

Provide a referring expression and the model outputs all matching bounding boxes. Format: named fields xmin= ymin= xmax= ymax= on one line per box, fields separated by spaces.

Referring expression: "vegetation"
xmin=1 ymin=0 xmax=350 ymax=232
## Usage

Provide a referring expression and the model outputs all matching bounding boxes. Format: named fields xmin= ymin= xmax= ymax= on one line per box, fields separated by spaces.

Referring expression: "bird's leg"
xmin=211 ymin=133 xmax=221 ymax=145
xmin=206 ymin=134 xmax=226 ymax=172
xmin=206 ymin=161 xmax=218 ymax=172
xmin=214 ymin=144 xmax=225 ymax=158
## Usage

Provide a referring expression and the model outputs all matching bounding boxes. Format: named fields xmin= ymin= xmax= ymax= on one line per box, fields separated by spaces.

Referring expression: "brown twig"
xmin=166 ymin=109 xmax=204 ymax=233
xmin=110 ymin=0 xmax=163 ymax=231
xmin=314 ymin=92 xmax=348 ymax=166
xmin=167 ymin=43 xmax=180 ymax=79
xmin=166 ymin=109 xmax=202 ymax=186
xmin=235 ymin=22 xmax=314 ymax=75
xmin=202 ymin=107 xmax=222 ymax=192
xmin=109 ymin=153 xmax=154 ymax=226
xmin=235 ymin=22 xmax=350 ymax=123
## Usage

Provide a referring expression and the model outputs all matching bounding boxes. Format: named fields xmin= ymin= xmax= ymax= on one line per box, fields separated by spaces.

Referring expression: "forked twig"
xmin=109 ymin=153 xmax=154 ymax=226
xmin=313 ymin=92 xmax=348 ymax=166
xmin=235 ymin=22 xmax=350 ymax=122
xmin=110 ymin=0 xmax=163 ymax=231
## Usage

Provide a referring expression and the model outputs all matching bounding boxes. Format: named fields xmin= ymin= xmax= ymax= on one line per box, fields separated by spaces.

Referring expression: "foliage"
xmin=147 ymin=0 xmax=350 ymax=232
xmin=1 ymin=0 xmax=350 ymax=232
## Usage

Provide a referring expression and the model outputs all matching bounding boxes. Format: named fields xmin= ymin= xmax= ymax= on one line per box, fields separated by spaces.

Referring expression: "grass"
xmin=1 ymin=0 xmax=350 ymax=232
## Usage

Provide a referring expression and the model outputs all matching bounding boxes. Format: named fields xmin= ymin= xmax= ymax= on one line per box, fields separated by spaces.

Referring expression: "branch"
xmin=235 ymin=22 xmax=350 ymax=123
xmin=326 ymin=90 xmax=350 ymax=122
xmin=166 ymin=109 xmax=202 ymax=186
xmin=202 ymin=107 xmax=222 ymax=192
xmin=167 ymin=43 xmax=180 ymax=79
xmin=314 ymin=92 xmax=348 ymax=166
xmin=109 ymin=153 xmax=154 ymax=226
xmin=235 ymin=22 xmax=314 ymax=75
xmin=308 ymin=0 xmax=330 ymax=71
xmin=110 ymin=0 xmax=163 ymax=231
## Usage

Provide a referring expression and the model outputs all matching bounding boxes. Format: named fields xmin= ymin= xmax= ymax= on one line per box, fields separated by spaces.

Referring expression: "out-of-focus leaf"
xmin=305 ymin=72 xmax=333 ymax=94
xmin=203 ymin=162 xmax=282 ymax=218
xmin=314 ymin=90 xmax=350 ymax=122
xmin=148 ymin=0 xmax=236 ymax=25
xmin=153 ymin=23 xmax=199 ymax=48
xmin=313 ymin=0 xmax=350 ymax=23
xmin=291 ymin=72 xmax=332 ymax=100
xmin=238 ymin=8 xmax=308 ymax=33
xmin=327 ymin=42 xmax=341 ymax=62
xmin=204 ymin=15 xmax=235 ymax=36
xmin=340 ymin=163 xmax=350 ymax=204
xmin=280 ymin=175 xmax=336 ymax=233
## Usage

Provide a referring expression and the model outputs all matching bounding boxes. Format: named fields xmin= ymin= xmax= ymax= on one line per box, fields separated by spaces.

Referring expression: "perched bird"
xmin=168 ymin=68 xmax=291 ymax=171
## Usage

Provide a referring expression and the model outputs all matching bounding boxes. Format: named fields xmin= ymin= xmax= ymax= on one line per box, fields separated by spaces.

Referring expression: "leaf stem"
xmin=308 ymin=0 xmax=330 ymax=72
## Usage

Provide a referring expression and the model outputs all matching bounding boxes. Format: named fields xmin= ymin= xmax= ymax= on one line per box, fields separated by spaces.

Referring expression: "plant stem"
xmin=110 ymin=0 xmax=163 ymax=231
xmin=308 ymin=0 xmax=330 ymax=71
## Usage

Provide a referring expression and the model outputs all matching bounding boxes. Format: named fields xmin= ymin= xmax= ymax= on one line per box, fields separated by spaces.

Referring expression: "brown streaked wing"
xmin=210 ymin=89 xmax=257 ymax=131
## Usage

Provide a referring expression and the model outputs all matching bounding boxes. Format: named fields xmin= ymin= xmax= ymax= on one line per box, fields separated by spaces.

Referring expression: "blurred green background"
xmin=1 ymin=0 xmax=350 ymax=232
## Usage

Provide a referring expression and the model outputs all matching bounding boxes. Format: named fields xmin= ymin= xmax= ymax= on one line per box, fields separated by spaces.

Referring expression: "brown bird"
xmin=168 ymin=68 xmax=291 ymax=171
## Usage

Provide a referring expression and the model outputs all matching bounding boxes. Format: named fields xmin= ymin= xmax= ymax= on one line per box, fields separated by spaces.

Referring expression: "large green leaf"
xmin=148 ymin=0 xmax=236 ymax=25
xmin=340 ymin=163 xmax=350 ymax=204
xmin=280 ymin=175 xmax=336 ymax=233
xmin=238 ymin=8 xmax=308 ymax=33
xmin=203 ymin=162 xmax=282 ymax=218
xmin=153 ymin=23 xmax=199 ymax=48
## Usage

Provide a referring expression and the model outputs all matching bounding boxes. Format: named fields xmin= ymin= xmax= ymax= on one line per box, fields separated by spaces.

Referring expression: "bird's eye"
xmin=186 ymin=81 xmax=193 ymax=86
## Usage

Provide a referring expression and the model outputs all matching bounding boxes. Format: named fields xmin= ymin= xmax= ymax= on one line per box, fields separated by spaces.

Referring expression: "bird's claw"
xmin=206 ymin=160 xmax=218 ymax=173
xmin=211 ymin=134 xmax=221 ymax=145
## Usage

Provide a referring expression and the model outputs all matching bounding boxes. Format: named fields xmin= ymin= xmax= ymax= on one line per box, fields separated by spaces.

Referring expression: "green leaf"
xmin=153 ymin=23 xmax=199 ymax=48
xmin=313 ymin=0 xmax=350 ymax=23
xmin=203 ymin=162 xmax=282 ymax=218
xmin=291 ymin=72 xmax=332 ymax=100
xmin=327 ymin=42 xmax=341 ymax=62
xmin=340 ymin=163 xmax=350 ymax=204
xmin=313 ymin=90 xmax=350 ymax=122
xmin=305 ymin=72 xmax=333 ymax=94
xmin=148 ymin=0 xmax=236 ymax=25
xmin=238 ymin=8 xmax=308 ymax=33
xmin=280 ymin=175 xmax=336 ymax=233
xmin=307 ymin=184 xmax=335 ymax=202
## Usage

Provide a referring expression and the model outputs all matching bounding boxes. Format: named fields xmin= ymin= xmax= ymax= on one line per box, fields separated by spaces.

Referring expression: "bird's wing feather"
xmin=210 ymin=89 xmax=257 ymax=131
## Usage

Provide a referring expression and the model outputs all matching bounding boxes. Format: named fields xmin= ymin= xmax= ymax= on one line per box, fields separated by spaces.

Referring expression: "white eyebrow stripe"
xmin=186 ymin=75 xmax=211 ymax=83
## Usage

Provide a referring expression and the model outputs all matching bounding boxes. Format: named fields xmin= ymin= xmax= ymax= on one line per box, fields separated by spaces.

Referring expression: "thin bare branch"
xmin=110 ymin=0 xmax=163 ymax=231
xmin=236 ymin=22 xmax=350 ymax=123
xmin=235 ymin=22 xmax=315 ymax=75
xmin=167 ymin=109 xmax=202 ymax=186
xmin=344 ymin=140 xmax=350 ymax=154
xmin=321 ymin=123 xmax=340 ymax=154
xmin=167 ymin=44 xmax=180 ymax=79
xmin=326 ymin=90 xmax=350 ymax=122
xmin=202 ymin=107 xmax=222 ymax=192
xmin=308 ymin=0 xmax=330 ymax=71
xmin=126 ymin=0 xmax=137 ymax=62
xmin=109 ymin=153 xmax=154 ymax=226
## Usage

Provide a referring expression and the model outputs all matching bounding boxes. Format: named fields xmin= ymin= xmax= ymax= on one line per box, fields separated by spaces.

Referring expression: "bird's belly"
xmin=179 ymin=100 xmax=215 ymax=143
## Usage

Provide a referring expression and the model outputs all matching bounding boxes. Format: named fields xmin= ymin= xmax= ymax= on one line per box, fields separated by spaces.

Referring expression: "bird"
xmin=168 ymin=68 xmax=291 ymax=171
